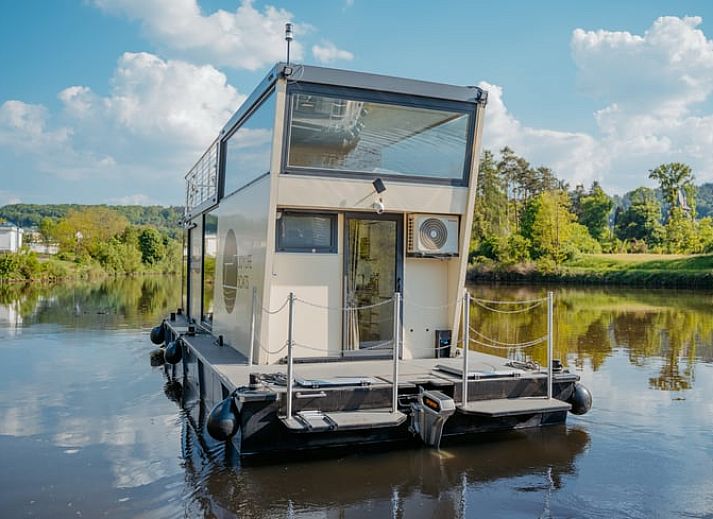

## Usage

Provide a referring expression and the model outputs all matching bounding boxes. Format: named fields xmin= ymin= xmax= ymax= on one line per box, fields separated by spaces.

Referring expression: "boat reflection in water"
xmin=164 ymin=369 xmax=589 ymax=518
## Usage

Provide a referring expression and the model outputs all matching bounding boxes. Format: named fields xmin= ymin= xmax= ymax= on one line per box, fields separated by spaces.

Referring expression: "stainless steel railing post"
xmin=547 ymin=291 xmax=554 ymax=400
xmin=391 ymin=292 xmax=401 ymax=413
xmin=462 ymin=290 xmax=470 ymax=406
xmin=248 ymin=286 xmax=256 ymax=366
xmin=286 ymin=292 xmax=295 ymax=419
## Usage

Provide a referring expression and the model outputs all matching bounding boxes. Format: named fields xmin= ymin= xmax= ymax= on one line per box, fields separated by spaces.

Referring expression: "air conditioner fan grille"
xmin=419 ymin=218 xmax=448 ymax=250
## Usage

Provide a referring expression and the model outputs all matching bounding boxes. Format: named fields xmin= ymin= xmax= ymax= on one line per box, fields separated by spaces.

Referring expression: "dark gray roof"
xmin=221 ymin=62 xmax=487 ymax=135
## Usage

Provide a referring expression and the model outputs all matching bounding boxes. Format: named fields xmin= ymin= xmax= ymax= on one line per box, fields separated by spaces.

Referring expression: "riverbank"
xmin=468 ymin=253 xmax=713 ymax=288
xmin=0 ymin=252 xmax=179 ymax=283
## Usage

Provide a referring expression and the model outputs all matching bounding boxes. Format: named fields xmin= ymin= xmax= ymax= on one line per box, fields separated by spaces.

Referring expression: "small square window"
xmin=276 ymin=212 xmax=337 ymax=253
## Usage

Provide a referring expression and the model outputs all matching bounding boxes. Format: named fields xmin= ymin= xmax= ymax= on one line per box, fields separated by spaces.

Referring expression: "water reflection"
xmin=1 ymin=279 xmax=712 ymax=517
xmin=468 ymin=284 xmax=713 ymax=392
xmin=0 ymin=275 xmax=181 ymax=331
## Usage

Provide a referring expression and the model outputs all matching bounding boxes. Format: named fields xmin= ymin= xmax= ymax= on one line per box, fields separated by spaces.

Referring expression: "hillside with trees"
xmin=471 ymin=148 xmax=713 ymax=282
xmin=0 ymin=206 xmax=181 ymax=281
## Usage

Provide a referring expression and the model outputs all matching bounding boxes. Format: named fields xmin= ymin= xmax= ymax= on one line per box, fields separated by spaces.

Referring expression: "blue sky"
xmin=1 ymin=0 xmax=713 ymax=206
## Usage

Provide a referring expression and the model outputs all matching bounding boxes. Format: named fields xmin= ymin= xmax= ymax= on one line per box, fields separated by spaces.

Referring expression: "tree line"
xmin=0 ymin=207 xmax=181 ymax=281
xmin=472 ymin=147 xmax=713 ymax=266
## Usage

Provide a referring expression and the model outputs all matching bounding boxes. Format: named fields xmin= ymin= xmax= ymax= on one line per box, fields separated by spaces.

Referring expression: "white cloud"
xmin=312 ymin=41 xmax=354 ymax=64
xmin=481 ymin=16 xmax=713 ymax=194
xmin=91 ymin=0 xmax=303 ymax=70
xmin=480 ymin=81 xmax=606 ymax=188
xmin=0 ymin=52 xmax=245 ymax=202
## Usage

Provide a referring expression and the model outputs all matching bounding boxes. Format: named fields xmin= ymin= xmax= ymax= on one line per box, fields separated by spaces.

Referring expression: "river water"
xmin=0 ymin=278 xmax=712 ymax=518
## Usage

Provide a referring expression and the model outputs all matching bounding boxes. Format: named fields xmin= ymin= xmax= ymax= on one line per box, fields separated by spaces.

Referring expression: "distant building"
xmin=0 ymin=222 xmax=23 ymax=253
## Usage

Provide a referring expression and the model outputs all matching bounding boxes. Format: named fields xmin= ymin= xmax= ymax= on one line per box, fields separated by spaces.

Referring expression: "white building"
xmin=0 ymin=222 xmax=23 ymax=252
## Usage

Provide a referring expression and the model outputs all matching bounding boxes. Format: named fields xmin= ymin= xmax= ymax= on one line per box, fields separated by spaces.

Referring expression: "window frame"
xmin=275 ymin=210 xmax=338 ymax=254
xmin=282 ymin=83 xmax=477 ymax=187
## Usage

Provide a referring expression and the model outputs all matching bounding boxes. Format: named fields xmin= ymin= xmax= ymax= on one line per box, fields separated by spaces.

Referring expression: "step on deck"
xmin=281 ymin=410 xmax=407 ymax=433
xmin=458 ymin=397 xmax=571 ymax=417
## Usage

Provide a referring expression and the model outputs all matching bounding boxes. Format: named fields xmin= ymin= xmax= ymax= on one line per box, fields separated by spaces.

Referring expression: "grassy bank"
xmin=468 ymin=253 xmax=713 ymax=288
xmin=0 ymin=252 xmax=179 ymax=283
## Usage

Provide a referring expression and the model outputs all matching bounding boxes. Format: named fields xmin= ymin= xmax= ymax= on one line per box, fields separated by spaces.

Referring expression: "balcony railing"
xmin=185 ymin=139 xmax=219 ymax=216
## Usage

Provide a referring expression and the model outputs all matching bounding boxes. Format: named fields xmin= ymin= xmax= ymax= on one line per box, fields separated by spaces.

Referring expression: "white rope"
xmin=470 ymin=327 xmax=547 ymax=348
xmin=256 ymin=339 xmax=288 ymax=355
xmin=471 ymin=296 xmax=547 ymax=305
xmin=261 ymin=297 xmax=289 ymax=315
xmin=472 ymin=299 xmax=544 ymax=314
xmin=295 ymin=297 xmax=393 ymax=312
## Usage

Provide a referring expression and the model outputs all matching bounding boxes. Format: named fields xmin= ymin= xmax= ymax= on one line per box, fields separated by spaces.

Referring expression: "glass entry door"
xmin=343 ymin=215 xmax=402 ymax=354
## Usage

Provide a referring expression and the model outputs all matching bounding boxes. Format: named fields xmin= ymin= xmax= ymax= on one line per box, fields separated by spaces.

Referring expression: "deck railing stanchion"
xmin=462 ymin=290 xmax=470 ymax=406
xmin=248 ymin=286 xmax=257 ymax=366
xmin=547 ymin=291 xmax=554 ymax=400
xmin=287 ymin=292 xmax=295 ymax=419
xmin=392 ymin=292 xmax=401 ymax=414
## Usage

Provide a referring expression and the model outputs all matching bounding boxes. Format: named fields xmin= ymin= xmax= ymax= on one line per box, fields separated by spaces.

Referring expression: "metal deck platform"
xmin=458 ymin=398 xmax=571 ymax=417
xmin=281 ymin=410 xmax=407 ymax=432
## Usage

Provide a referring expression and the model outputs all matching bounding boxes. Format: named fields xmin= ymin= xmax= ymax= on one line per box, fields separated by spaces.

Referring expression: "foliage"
xmin=648 ymin=162 xmax=696 ymax=220
xmin=613 ymin=187 xmax=664 ymax=246
xmin=138 ymin=227 xmax=166 ymax=265
xmin=577 ymin=182 xmax=613 ymax=242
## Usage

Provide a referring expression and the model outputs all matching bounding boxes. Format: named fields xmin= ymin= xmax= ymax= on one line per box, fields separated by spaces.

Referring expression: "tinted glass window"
xmin=276 ymin=213 xmax=336 ymax=253
xmin=287 ymin=92 xmax=470 ymax=182
xmin=223 ymin=92 xmax=275 ymax=196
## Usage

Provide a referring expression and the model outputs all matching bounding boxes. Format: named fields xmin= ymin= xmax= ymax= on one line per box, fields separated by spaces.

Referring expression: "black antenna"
xmin=285 ymin=23 xmax=293 ymax=65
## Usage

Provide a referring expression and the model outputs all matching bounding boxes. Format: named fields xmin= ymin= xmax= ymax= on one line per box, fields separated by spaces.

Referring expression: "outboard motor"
xmin=409 ymin=389 xmax=456 ymax=448
xmin=569 ymin=383 xmax=593 ymax=415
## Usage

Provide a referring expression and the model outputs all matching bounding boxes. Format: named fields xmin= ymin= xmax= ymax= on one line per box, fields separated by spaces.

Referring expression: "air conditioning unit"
xmin=407 ymin=214 xmax=459 ymax=257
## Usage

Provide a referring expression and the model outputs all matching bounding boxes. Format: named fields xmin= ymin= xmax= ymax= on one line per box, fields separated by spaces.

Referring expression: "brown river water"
xmin=0 ymin=277 xmax=712 ymax=518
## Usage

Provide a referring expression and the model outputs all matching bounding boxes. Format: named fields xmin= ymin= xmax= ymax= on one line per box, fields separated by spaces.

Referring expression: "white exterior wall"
xmin=211 ymin=176 xmax=271 ymax=359
xmin=270 ymin=174 xmax=471 ymax=360
xmin=0 ymin=227 xmax=23 ymax=252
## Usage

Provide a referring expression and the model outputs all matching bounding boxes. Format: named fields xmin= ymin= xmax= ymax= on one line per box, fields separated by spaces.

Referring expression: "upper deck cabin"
xmin=183 ymin=63 xmax=488 ymax=365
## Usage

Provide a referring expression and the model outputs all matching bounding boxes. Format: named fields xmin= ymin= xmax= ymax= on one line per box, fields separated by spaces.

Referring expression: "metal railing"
xmin=185 ymin=139 xmax=219 ymax=214
xmin=461 ymin=290 xmax=554 ymax=405
xmin=247 ymin=289 xmax=554 ymax=417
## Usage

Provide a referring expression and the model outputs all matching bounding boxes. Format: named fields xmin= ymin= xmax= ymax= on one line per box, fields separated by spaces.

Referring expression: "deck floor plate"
xmin=458 ymin=398 xmax=571 ymax=417
xmin=281 ymin=410 xmax=407 ymax=432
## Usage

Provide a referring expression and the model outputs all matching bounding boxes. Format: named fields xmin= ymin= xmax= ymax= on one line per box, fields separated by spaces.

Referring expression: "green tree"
xmin=648 ymin=162 xmax=696 ymax=220
xmin=472 ymin=150 xmax=508 ymax=246
xmin=520 ymin=190 xmax=587 ymax=262
xmin=138 ymin=227 xmax=166 ymax=265
xmin=579 ymin=182 xmax=613 ymax=242
xmin=614 ymin=187 xmax=664 ymax=246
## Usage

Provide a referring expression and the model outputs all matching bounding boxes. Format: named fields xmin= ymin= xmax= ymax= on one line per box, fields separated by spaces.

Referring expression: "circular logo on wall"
xmin=222 ymin=229 xmax=238 ymax=313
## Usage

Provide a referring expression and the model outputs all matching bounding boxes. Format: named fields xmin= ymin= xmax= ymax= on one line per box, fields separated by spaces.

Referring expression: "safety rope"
xmin=470 ymin=296 xmax=548 ymax=305
xmin=472 ymin=298 xmax=544 ymax=314
xmin=295 ymin=297 xmax=394 ymax=312
xmin=261 ymin=298 xmax=290 ymax=315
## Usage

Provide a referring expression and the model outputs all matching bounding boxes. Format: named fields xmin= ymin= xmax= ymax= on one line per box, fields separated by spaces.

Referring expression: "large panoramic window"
xmin=223 ymin=91 xmax=276 ymax=197
xmin=286 ymin=90 xmax=472 ymax=183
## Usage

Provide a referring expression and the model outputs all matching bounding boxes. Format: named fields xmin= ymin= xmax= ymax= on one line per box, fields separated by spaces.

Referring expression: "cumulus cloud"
xmin=312 ymin=41 xmax=354 ymax=63
xmin=481 ymin=16 xmax=713 ymax=193
xmin=0 ymin=52 xmax=245 ymax=202
xmin=91 ymin=0 xmax=303 ymax=70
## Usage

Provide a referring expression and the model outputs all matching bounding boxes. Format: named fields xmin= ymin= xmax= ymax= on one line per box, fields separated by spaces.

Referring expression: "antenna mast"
xmin=285 ymin=23 xmax=293 ymax=65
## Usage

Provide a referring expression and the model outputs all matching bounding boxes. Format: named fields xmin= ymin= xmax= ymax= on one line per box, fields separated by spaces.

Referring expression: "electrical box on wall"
xmin=435 ymin=329 xmax=452 ymax=358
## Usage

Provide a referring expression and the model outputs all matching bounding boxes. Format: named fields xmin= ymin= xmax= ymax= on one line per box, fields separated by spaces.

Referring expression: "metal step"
xmin=281 ymin=409 xmax=407 ymax=433
xmin=458 ymin=397 xmax=571 ymax=417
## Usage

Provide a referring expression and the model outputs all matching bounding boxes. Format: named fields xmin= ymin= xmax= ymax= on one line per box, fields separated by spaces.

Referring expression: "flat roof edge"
xmin=283 ymin=63 xmax=487 ymax=104
xmin=221 ymin=62 xmax=487 ymax=134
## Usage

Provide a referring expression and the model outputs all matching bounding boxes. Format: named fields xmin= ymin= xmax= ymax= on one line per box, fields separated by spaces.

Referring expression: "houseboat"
xmin=151 ymin=62 xmax=591 ymax=460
